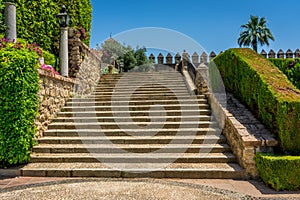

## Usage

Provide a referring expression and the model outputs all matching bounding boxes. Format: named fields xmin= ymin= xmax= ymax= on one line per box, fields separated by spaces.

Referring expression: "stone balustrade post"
xmin=4 ymin=2 xmax=17 ymax=42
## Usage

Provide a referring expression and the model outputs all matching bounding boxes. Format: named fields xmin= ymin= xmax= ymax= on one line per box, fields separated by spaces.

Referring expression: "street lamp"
xmin=57 ymin=5 xmax=70 ymax=77
xmin=57 ymin=5 xmax=70 ymax=27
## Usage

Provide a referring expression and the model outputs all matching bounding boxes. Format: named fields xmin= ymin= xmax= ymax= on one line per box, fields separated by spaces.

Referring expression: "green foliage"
xmin=212 ymin=48 xmax=300 ymax=155
xmin=269 ymin=58 xmax=300 ymax=89
xmin=0 ymin=0 xmax=6 ymax=34
xmin=256 ymin=153 xmax=300 ymax=191
xmin=0 ymin=47 xmax=40 ymax=168
xmin=2 ymin=0 xmax=92 ymax=55
xmin=238 ymin=15 xmax=275 ymax=52
xmin=98 ymin=39 xmax=150 ymax=72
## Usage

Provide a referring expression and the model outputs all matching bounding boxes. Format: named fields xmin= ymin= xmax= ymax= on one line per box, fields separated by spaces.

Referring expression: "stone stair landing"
xmin=23 ymin=71 xmax=246 ymax=178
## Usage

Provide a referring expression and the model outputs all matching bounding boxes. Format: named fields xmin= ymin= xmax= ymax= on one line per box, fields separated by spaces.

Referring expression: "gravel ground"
xmin=0 ymin=178 xmax=260 ymax=200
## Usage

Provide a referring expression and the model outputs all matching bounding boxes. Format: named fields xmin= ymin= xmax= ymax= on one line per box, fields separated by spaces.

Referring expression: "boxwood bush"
xmin=212 ymin=48 xmax=300 ymax=155
xmin=0 ymin=43 xmax=40 ymax=168
xmin=269 ymin=58 xmax=300 ymax=89
xmin=256 ymin=153 xmax=300 ymax=191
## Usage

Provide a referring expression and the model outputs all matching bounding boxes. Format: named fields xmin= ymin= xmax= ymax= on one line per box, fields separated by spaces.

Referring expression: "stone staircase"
xmin=23 ymin=71 xmax=245 ymax=178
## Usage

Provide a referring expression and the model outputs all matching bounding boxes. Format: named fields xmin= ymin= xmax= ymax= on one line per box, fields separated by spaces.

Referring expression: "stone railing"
xmin=69 ymin=37 xmax=102 ymax=96
xmin=35 ymin=37 xmax=102 ymax=137
xmin=207 ymin=93 xmax=278 ymax=178
xmin=188 ymin=63 xmax=278 ymax=178
xmin=35 ymin=69 xmax=75 ymax=138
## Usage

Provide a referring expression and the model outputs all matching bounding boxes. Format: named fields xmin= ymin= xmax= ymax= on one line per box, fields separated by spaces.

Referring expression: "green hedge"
xmin=0 ymin=45 xmax=40 ymax=168
xmin=212 ymin=48 xmax=300 ymax=155
xmin=0 ymin=0 xmax=92 ymax=55
xmin=256 ymin=153 xmax=300 ymax=191
xmin=269 ymin=58 xmax=300 ymax=89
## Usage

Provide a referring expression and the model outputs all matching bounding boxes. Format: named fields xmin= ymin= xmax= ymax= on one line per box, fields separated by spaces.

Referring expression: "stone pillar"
xmin=268 ymin=50 xmax=276 ymax=58
xmin=157 ymin=53 xmax=164 ymax=64
xmin=182 ymin=50 xmax=190 ymax=67
xmin=4 ymin=2 xmax=17 ymax=42
xmin=175 ymin=53 xmax=181 ymax=64
xmin=286 ymin=49 xmax=293 ymax=58
xmin=209 ymin=51 xmax=216 ymax=61
xmin=149 ymin=53 xmax=155 ymax=63
xmin=200 ymin=52 xmax=208 ymax=64
xmin=260 ymin=50 xmax=267 ymax=58
xmin=60 ymin=27 xmax=69 ymax=77
xmin=295 ymin=49 xmax=300 ymax=59
xmin=192 ymin=52 xmax=199 ymax=64
xmin=277 ymin=49 xmax=284 ymax=58
xmin=166 ymin=53 xmax=172 ymax=65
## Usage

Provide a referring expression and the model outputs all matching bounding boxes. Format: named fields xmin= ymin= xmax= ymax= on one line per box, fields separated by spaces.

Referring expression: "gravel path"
xmin=0 ymin=178 xmax=258 ymax=200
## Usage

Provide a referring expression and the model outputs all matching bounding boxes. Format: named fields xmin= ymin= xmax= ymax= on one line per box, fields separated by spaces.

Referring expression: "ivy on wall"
xmin=0 ymin=43 xmax=40 ymax=167
xmin=0 ymin=0 xmax=92 ymax=55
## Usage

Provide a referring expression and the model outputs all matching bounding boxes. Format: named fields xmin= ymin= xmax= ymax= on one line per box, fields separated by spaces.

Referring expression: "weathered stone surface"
xmin=204 ymin=93 xmax=278 ymax=178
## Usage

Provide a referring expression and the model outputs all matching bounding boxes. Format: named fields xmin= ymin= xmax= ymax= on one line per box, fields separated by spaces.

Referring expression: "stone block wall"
xmin=69 ymin=37 xmax=102 ymax=96
xmin=35 ymin=37 xmax=102 ymax=138
xmin=35 ymin=69 xmax=75 ymax=138
xmin=207 ymin=93 xmax=278 ymax=178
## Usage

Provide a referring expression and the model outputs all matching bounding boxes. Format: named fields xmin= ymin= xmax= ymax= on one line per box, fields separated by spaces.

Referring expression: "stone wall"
xmin=191 ymin=65 xmax=278 ymax=178
xmin=35 ymin=69 xmax=75 ymax=138
xmin=206 ymin=93 xmax=278 ymax=178
xmin=69 ymin=37 xmax=102 ymax=96
xmin=35 ymin=37 xmax=102 ymax=138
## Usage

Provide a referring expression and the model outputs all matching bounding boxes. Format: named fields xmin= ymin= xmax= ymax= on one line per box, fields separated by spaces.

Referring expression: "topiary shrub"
xmin=256 ymin=153 xmax=300 ymax=191
xmin=1 ymin=0 xmax=92 ymax=55
xmin=212 ymin=48 xmax=300 ymax=155
xmin=0 ymin=40 xmax=40 ymax=168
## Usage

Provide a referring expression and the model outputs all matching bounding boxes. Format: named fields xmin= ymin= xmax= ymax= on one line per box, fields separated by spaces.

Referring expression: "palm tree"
xmin=238 ymin=15 xmax=275 ymax=52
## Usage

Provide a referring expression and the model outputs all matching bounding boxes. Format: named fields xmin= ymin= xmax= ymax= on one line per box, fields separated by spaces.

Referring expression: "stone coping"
xmin=206 ymin=92 xmax=278 ymax=148
xmin=38 ymin=68 xmax=75 ymax=84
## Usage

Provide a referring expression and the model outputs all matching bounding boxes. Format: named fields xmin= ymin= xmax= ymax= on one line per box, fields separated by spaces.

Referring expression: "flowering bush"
xmin=0 ymin=38 xmax=43 ymax=56
xmin=40 ymin=64 xmax=60 ymax=75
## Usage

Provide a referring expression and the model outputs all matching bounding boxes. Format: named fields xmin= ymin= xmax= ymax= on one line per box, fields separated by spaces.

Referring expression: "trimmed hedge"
xmin=0 ymin=1 xmax=92 ymax=55
xmin=269 ymin=58 xmax=300 ymax=89
xmin=212 ymin=48 xmax=300 ymax=154
xmin=256 ymin=153 xmax=300 ymax=191
xmin=0 ymin=45 xmax=40 ymax=168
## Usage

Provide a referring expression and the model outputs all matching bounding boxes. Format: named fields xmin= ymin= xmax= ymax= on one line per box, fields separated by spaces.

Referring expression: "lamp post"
xmin=57 ymin=5 xmax=70 ymax=77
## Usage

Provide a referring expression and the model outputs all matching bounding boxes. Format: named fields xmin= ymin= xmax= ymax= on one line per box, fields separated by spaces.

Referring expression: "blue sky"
xmin=90 ymin=0 xmax=300 ymax=55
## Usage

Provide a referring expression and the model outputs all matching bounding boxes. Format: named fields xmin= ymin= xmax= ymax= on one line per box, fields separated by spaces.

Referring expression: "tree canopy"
xmin=238 ymin=15 xmax=275 ymax=52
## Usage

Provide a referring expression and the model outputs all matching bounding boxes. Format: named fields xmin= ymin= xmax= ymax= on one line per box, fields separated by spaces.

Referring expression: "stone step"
xmin=98 ymin=80 xmax=186 ymax=84
xmin=53 ymin=115 xmax=213 ymax=123
xmin=38 ymin=135 xmax=226 ymax=145
xmin=43 ymin=128 xmax=222 ymax=137
xmin=30 ymin=152 xmax=236 ymax=163
xmin=92 ymin=90 xmax=190 ymax=95
xmin=71 ymin=95 xmax=206 ymax=101
xmin=47 ymin=121 xmax=218 ymax=130
xmin=94 ymin=86 xmax=189 ymax=91
xmin=57 ymin=109 xmax=212 ymax=117
xmin=21 ymin=162 xmax=245 ymax=179
xmin=62 ymin=104 xmax=210 ymax=112
xmin=33 ymin=144 xmax=231 ymax=154
xmin=95 ymin=85 xmax=189 ymax=90
xmin=66 ymin=99 xmax=208 ymax=106
xmin=88 ymin=93 xmax=191 ymax=98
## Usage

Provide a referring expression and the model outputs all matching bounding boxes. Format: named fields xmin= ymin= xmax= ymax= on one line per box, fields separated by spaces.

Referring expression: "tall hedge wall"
xmin=212 ymin=48 xmax=300 ymax=155
xmin=269 ymin=58 xmax=300 ymax=89
xmin=0 ymin=45 xmax=40 ymax=167
xmin=0 ymin=0 xmax=92 ymax=55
